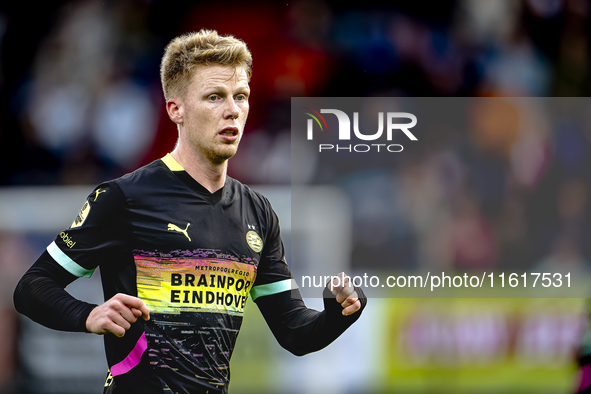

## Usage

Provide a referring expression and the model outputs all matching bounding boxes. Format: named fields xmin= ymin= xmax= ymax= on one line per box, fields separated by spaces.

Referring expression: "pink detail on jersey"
xmin=579 ymin=364 xmax=591 ymax=392
xmin=110 ymin=332 xmax=147 ymax=376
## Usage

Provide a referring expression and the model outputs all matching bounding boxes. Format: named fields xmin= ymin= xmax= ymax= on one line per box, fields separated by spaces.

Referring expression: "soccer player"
xmin=13 ymin=30 xmax=366 ymax=393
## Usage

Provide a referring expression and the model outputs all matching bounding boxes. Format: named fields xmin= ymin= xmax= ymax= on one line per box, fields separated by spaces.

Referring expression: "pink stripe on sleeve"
xmin=578 ymin=364 xmax=591 ymax=392
xmin=110 ymin=332 xmax=148 ymax=377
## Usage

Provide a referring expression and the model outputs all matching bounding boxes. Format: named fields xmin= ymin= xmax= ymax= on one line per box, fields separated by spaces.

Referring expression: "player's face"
xmin=180 ymin=64 xmax=250 ymax=165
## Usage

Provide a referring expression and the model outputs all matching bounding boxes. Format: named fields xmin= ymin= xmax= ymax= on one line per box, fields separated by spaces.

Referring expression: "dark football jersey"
xmin=46 ymin=154 xmax=295 ymax=393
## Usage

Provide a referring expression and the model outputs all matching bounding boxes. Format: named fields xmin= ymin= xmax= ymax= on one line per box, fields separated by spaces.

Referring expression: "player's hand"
xmin=329 ymin=272 xmax=361 ymax=316
xmin=86 ymin=293 xmax=150 ymax=337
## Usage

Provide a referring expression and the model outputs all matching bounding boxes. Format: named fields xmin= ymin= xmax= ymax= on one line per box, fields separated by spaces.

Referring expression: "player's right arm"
xmin=13 ymin=182 xmax=148 ymax=336
xmin=13 ymin=251 xmax=97 ymax=332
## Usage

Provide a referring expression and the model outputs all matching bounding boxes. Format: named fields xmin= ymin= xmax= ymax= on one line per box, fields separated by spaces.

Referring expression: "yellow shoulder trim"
xmin=161 ymin=153 xmax=184 ymax=172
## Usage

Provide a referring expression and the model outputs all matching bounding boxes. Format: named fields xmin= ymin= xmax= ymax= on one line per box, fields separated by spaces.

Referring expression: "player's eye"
xmin=208 ymin=95 xmax=220 ymax=101
xmin=236 ymin=94 xmax=247 ymax=101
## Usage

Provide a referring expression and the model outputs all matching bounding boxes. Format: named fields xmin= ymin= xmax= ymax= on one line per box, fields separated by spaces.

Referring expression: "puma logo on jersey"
xmin=94 ymin=188 xmax=106 ymax=201
xmin=168 ymin=222 xmax=191 ymax=241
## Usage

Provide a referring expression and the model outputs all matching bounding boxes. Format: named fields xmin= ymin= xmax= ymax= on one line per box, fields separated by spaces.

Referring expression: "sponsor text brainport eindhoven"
xmin=304 ymin=108 xmax=417 ymax=153
xmin=303 ymin=272 xmax=572 ymax=293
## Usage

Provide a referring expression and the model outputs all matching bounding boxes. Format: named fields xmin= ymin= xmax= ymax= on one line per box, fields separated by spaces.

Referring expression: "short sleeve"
xmin=46 ymin=182 xmax=128 ymax=279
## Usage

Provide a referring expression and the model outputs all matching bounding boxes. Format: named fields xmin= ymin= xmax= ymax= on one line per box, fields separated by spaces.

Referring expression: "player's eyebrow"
xmin=203 ymin=85 xmax=228 ymax=93
xmin=204 ymin=85 xmax=250 ymax=94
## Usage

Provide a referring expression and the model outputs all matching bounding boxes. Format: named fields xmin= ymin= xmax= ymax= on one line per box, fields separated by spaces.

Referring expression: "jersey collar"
xmin=161 ymin=153 xmax=226 ymax=205
xmin=161 ymin=153 xmax=184 ymax=171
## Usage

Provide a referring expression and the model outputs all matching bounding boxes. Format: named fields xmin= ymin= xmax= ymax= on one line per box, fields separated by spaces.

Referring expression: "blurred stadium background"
xmin=1 ymin=0 xmax=591 ymax=393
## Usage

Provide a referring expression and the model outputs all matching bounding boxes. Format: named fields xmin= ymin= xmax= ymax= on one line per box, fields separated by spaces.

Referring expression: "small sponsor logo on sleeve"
xmin=59 ymin=232 xmax=76 ymax=248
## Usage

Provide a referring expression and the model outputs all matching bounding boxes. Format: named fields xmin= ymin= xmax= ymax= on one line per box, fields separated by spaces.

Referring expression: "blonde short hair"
xmin=160 ymin=29 xmax=252 ymax=101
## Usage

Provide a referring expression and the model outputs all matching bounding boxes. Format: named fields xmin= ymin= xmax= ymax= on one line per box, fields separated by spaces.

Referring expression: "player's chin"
xmin=210 ymin=145 xmax=239 ymax=164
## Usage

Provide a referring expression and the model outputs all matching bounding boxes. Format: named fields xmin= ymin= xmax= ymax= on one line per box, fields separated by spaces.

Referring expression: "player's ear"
xmin=166 ymin=97 xmax=183 ymax=125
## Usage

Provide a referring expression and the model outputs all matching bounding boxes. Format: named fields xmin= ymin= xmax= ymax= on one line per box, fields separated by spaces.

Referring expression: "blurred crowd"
xmin=313 ymin=96 xmax=591 ymax=274
xmin=1 ymin=0 xmax=590 ymax=186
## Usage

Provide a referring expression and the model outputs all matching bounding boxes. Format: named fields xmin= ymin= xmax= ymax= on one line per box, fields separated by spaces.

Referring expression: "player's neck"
xmin=170 ymin=148 xmax=227 ymax=193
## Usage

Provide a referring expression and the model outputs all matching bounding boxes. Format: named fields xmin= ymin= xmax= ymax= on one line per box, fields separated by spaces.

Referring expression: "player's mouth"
xmin=219 ymin=127 xmax=239 ymax=142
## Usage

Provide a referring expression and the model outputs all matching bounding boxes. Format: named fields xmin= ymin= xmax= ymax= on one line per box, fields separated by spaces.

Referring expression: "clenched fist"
xmin=86 ymin=293 xmax=150 ymax=337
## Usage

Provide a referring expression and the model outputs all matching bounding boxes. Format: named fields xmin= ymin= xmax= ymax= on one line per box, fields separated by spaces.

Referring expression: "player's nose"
xmin=224 ymin=98 xmax=240 ymax=120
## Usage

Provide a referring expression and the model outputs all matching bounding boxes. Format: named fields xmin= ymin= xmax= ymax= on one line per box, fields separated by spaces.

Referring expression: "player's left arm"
xmin=253 ymin=275 xmax=367 ymax=356
xmin=251 ymin=197 xmax=366 ymax=356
